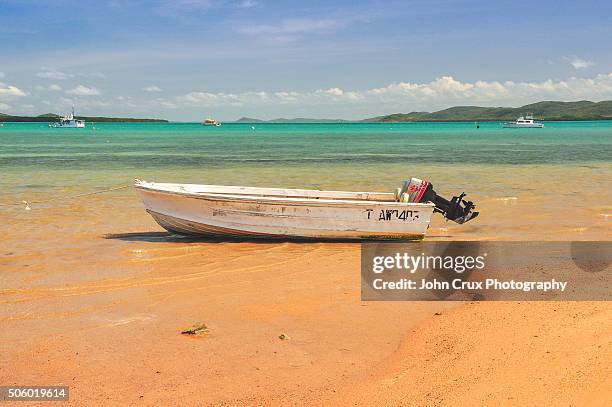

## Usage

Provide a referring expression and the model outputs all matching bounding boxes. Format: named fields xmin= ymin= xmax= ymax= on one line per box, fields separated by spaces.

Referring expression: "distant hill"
xmin=365 ymin=101 xmax=612 ymax=122
xmin=234 ymin=117 xmax=349 ymax=123
xmin=233 ymin=101 xmax=612 ymax=123
xmin=0 ymin=114 xmax=168 ymax=123
xmin=234 ymin=117 xmax=265 ymax=123
xmin=4 ymin=100 xmax=611 ymax=124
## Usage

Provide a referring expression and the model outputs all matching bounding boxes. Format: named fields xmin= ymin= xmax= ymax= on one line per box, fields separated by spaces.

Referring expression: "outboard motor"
xmin=398 ymin=178 xmax=479 ymax=224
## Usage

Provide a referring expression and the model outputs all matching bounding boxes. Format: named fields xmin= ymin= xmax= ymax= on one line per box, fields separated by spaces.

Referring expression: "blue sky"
xmin=1 ymin=0 xmax=611 ymax=120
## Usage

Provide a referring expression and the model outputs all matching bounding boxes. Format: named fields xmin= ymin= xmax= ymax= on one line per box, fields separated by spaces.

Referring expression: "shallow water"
xmin=1 ymin=121 xmax=611 ymax=240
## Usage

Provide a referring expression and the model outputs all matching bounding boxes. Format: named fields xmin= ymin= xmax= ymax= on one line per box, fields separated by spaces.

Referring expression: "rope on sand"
xmin=0 ymin=184 xmax=132 ymax=210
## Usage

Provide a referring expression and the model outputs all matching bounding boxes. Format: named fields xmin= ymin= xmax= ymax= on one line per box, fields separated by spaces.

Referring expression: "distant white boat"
xmin=49 ymin=107 xmax=85 ymax=128
xmin=202 ymin=118 xmax=221 ymax=127
xmin=502 ymin=114 xmax=544 ymax=128
xmin=134 ymin=178 xmax=478 ymax=240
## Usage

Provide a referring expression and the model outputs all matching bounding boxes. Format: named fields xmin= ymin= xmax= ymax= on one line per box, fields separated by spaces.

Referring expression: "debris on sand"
xmin=181 ymin=323 xmax=209 ymax=335
xmin=278 ymin=333 xmax=290 ymax=341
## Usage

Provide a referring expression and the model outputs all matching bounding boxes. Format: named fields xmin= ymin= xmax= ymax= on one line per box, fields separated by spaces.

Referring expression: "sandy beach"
xmin=2 ymin=0 xmax=612 ymax=403
xmin=1 ymin=187 xmax=610 ymax=406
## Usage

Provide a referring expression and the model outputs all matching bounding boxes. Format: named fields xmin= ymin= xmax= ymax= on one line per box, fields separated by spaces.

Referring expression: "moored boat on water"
xmin=135 ymin=178 xmax=478 ymax=240
xmin=502 ymin=114 xmax=544 ymax=128
xmin=202 ymin=118 xmax=221 ymax=126
xmin=49 ymin=106 xmax=86 ymax=128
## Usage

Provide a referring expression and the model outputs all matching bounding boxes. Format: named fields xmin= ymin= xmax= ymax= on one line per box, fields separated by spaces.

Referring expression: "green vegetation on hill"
xmin=3 ymin=100 xmax=611 ymax=124
xmin=234 ymin=101 xmax=612 ymax=123
xmin=366 ymin=101 xmax=612 ymax=122
xmin=234 ymin=117 xmax=265 ymax=123
xmin=0 ymin=114 xmax=168 ymax=123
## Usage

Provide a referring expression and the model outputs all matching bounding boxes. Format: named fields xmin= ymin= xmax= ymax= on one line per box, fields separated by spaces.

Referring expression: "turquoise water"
xmin=1 ymin=121 xmax=611 ymax=167
xmin=1 ymin=120 xmax=610 ymax=240
xmin=1 ymin=121 xmax=611 ymax=198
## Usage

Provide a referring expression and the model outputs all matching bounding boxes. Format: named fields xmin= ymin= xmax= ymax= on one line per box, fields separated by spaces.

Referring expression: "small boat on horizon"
xmin=202 ymin=118 xmax=221 ymax=127
xmin=135 ymin=178 xmax=478 ymax=240
xmin=49 ymin=106 xmax=85 ymax=128
xmin=502 ymin=114 xmax=544 ymax=128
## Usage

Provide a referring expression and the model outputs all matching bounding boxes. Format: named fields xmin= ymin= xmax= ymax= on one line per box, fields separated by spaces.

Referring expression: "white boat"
xmin=49 ymin=107 xmax=85 ymax=128
xmin=502 ymin=114 xmax=544 ymax=128
xmin=202 ymin=118 xmax=221 ymax=127
xmin=134 ymin=179 xmax=478 ymax=240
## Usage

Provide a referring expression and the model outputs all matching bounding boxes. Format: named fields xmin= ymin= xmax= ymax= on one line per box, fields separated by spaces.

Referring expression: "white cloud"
xmin=430 ymin=76 xmax=474 ymax=93
xmin=81 ymin=71 xmax=105 ymax=78
xmin=274 ymin=91 xmax=300 ymax=103
xmin=150 ymin=98 xmax=177 ymax=108
xmin=321 ymin=87 xmax=344 ymax=96
xmin=237 ymin=0 xmax=257 ymax=8
xmin=344 ymin=91 xmax=363 ymax=101
xmin=36 ymin=68 xmax=72 ymax=80
xmin=66 ymin=85 xmax=100 ymax=96
xmin=570 ymin=58 xmax=594 ymax=70
xmin=362 ymin=74 xmax=612 ymax=104
xmin=149 ymin=0 xmax=259 ymax=16
xmin=0 ymin=83 xmax=27 ymax=99
xmin=176 ymin=73 xmax=612 ymax=110
xmin=171 ymin=0 xmax=213 ymax=8
xmin=143 ymin=85 xmax=162 ymax=92
xmin=153 ymin=0 xmax=214 ymax=16
xmin=58 ymin=97 xmax=110 ymax=108
xmin=0 ymin=102 xmax=10 ymax=110
xmin=240 ymin=18 xmax=346 ymax=35
xmin=35 ymin=84 xmax=63 ymax=91
xmin=179 ymin=90 xmax=268 ymax=106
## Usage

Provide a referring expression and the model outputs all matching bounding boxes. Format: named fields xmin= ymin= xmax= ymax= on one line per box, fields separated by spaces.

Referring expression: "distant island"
xmin=0 ymin=113 xmax=168 ymax=123
xmin=3 ymin=100 xmax=611 ymax=124
xmin=234 ymin=100 xmax=612 ymax=123
xmin=366 ymin=101 xmax=612 ymax=122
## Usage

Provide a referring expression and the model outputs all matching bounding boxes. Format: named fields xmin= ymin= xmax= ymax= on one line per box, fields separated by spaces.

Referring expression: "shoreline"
xmin=1 ymin=121 xmax=610 ymax=404
xmin=1 ymin=196 xmax=610 ymax=404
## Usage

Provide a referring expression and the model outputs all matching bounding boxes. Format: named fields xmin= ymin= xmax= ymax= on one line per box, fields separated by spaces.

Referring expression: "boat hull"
xmin=502 ymin=123 xmax=544 ymax=128
xmin=135 ymin=182 xmax=435 ymax=240
xmin=49 ymin=122 xmax=86 ymax=128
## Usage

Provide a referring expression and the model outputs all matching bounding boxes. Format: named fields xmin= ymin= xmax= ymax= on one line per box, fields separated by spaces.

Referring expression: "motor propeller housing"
xmin=399 ymin=178 xmax=479 ymax=224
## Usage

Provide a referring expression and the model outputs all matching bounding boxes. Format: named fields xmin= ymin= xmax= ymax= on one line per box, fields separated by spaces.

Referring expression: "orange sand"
xmin=1 ymin=191 xmax=611 ymax=405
